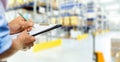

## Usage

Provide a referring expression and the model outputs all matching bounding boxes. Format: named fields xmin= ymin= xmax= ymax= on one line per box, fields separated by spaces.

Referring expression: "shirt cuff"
xmin=0 ymin=35 xmax=12 ymax=54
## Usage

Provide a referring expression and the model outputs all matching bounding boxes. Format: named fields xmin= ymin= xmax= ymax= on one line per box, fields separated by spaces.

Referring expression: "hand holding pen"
xmin=17 ymin=12 xmax=62 ymax=37
xmin=9 ymin=12 xmax=34 ymax=34
xmin=18 ymin=12 xmax=36 ymax=29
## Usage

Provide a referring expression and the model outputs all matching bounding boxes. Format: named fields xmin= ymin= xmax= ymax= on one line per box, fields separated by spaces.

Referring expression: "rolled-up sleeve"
xmin=0 ymin=33 xmax=12 ymax=54
xmin=0 ymin=1 xmax=12 ymax=54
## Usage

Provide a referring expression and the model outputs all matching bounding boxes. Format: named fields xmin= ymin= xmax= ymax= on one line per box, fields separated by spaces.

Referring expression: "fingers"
xmin=19 ymin=17 xmax=34 ymax=32
xmin=22 ymin=30 xmax=35 ymax=47
xmin=17 ymin=30 xmax=35 ymax=50
xmin=21 ymin=21 xmax=33 ymax=28
xmin=22 ymin=43 xmax=34 ymax=51
xmin=27 ymin=27 xmax=32 ymax=32
xmin=16 ymin=16 xmax=25 ymax=22
xmin=22 ymin=37 xmax=35 ymax=51
xmin=24 ymin=35 xmax=35 ymax=46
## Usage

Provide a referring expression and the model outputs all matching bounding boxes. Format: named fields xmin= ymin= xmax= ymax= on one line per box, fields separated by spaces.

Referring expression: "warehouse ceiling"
xmin=95 ymin=0 xmax=120 ymax=22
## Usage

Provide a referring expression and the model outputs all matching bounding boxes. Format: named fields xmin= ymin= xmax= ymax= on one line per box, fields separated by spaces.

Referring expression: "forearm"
xmin=0 ymin=40 xmax=19 ymax=59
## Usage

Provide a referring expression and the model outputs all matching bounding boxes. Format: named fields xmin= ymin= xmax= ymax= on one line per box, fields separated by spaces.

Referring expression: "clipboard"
xmin=29 ymin=24 xmax=62 ymax=36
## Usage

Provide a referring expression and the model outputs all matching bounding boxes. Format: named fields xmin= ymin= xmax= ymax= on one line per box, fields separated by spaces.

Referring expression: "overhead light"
xmin=99 ymin=0 xmax=114 ymax=3
xmin=105 ymin=4 xmax=119 ymax=10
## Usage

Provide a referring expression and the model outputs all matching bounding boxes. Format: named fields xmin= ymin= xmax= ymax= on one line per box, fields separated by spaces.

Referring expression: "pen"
xmin=18 ymin=12 xmax=27 ymax=21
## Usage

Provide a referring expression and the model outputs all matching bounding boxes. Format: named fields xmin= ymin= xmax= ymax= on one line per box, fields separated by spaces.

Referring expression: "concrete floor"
xmin=7 ymin=31 xmax=120 ymax=62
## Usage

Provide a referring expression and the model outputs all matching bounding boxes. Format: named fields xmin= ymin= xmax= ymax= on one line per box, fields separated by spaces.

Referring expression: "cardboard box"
xmin=64 ymin=17 xmax=70 ymax=26
xmin=70 ymin=16 xmax=79 ymax=26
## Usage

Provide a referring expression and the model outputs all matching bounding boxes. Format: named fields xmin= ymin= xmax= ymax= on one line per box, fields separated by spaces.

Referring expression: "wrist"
xmin=12 ymin=39 xmax=24 ymax=51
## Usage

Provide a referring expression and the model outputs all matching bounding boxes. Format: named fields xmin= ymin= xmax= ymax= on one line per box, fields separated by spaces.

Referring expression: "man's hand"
xmin=13 ymin=30 xmax=35 ymax=50
xmin=8 ymin=16 xmax=34 ymax=35
xmin=0 ymin=30 xmax=36 ymax=59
